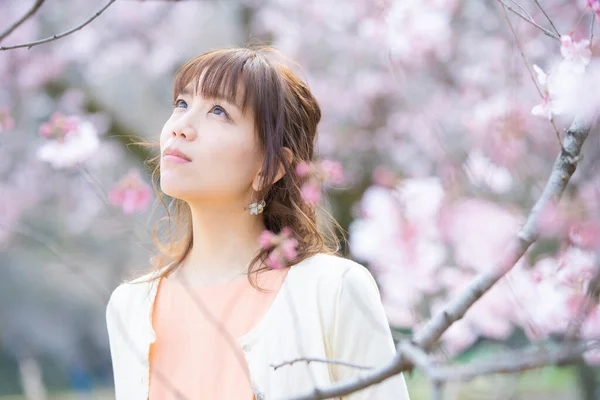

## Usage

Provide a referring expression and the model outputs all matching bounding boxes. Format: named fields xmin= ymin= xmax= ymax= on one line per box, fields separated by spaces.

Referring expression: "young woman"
xmin=105 ymin=47 xmax=409 ymax=400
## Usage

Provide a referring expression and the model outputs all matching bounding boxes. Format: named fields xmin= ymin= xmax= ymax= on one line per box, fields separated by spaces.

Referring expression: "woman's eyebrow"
xmin=177 ymin=88 xmax=244 ymax=114
xmin=212 ymin=95 xmax=243 ymax=114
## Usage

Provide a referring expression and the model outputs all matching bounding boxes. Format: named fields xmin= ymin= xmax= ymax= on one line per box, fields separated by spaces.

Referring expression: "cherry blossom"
xmin=259 ymin=226 xmax=299 ymax=269
xmin=0 ymin=108 xmax=14 ymax=132
xmin=530 ymin=36 xmax=599 ymax=121
xmin=2 ymin=0 xmax=600 ymax=380
xmin=463 ymin=150 xmax=513 ymax=194
xmin=300 ymin=181 xmax=322 ymax=204
xmin=296 ymin=159 xmax=345 ymax=204
xmin=350 ymin=179 xmax=447 ymax=327
xmin=319 ymin=160 xmax=344 ymax=185
xmin=560 ymin=35 xmax=591 ymax=74
xmin=385 ymin=0 xmax=457 ymax=65
xmin=588 ymin=0 xmax=600 ymax=24
xmin=569 ymin=222 xmax=600 ymax=250
xmin=531 ymin=65 xmax=554 ymax=120
xmin=536 ymin=200 xmax=569 ymax=239
xmin=36 ymin=116 xmax=100 ymax=169
xmin=108 ymin=169 xmax=152 ymax=215
xmin=440 ymin=198 xmax=522 ymax=272
xmin=259 ymin=230 xmax=277 ymax=249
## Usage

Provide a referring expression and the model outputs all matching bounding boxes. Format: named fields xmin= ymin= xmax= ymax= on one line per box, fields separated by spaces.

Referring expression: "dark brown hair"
xmin=141 ymin=46 xmax=343 ymax=289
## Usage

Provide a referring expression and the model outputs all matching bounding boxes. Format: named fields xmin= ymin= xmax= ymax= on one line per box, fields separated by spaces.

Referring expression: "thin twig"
xmin=564 ymin=248 xmax=600 ymax=340
xmin=288 ymin=116 xmax=592 ymax=399
xmin=271 ymin=358 xmax=372 ymax=371
xmin=0 ymin=0 xmax=45 ymax=42
xmin=0 ymin=0 xmax=116 ymax=51
xmin=550 ymin=119 xmax=564 ymax=149
xmin=508 ymin=0 xmax=535 ymax=22
xmin=500 ymin=1 xmax=564 ymax=148
xmin=497 ymin=0 xmax=560 ymax=40
xmin=500 ymin=2 xmax=543 ymax=97
xmin=591 ymin=14 xmax=596 ymax=48
xmin=533 ymin=0 xmax=561 ymax=37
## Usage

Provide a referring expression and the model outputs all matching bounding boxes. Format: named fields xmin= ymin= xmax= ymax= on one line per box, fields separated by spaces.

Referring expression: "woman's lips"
xmin=162 ymin=154 xmax=191 ymax=164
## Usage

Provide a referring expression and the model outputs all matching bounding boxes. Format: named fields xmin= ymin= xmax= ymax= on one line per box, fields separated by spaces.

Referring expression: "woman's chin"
xmin=159 ymin=183 xmax=192 ymax=201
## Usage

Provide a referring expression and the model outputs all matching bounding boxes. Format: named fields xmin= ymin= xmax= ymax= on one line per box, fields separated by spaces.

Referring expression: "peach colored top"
xmin=148 ymin=267 xmax=289 ymax=400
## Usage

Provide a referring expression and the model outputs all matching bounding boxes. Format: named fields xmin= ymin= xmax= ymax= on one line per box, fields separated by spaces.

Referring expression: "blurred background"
xmin=1 ymin=0 xmax=600 ymax=399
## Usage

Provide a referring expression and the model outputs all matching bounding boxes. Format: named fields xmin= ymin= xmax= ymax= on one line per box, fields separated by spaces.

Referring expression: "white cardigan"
xmin=105 ymin=252 xmax=410 ymax=399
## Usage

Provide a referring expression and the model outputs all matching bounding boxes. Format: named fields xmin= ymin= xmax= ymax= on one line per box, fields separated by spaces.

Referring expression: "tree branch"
xmin=497 ymin=0 xmax=560 ymax=40
xmin=0 ymin=0 xmax=46 ymax=43
xmin=400 ymin=340 xmax=598 ymax=382
xmin=271 ymin=358 xmax=373 ymax=371
xmin=0 ymin=0 xmax=115 ymax=51
xmin=508 ymin=0 xmax=535 ymax=22
xmin=565 ymin=248 xmax=600 ymax=340
xmin=397 ymin=341 xmax=434 ymax=375
xmin=591 ymin=13 xmax=596 ymax=47
xmin=414 ymin=117 xmax=590 ymax=350
xmin=533 ymin=0 xmax=561 ymax=37
xmin=430 ymin=341 xmax=597 ymax=382
xmin=499 ymin=1 xmax=565 ymax=151
xmin=288 ymin=116 xmax=593 ymax=399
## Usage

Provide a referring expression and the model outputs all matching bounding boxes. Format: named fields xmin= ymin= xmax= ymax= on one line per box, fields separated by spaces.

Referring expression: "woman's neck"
xmin=174 ymin=198 xmax=267 ymax=284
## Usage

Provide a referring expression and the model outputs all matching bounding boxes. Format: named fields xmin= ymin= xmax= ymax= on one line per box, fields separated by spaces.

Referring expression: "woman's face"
xmin=159 ymin=81 xmax=263 ymax=205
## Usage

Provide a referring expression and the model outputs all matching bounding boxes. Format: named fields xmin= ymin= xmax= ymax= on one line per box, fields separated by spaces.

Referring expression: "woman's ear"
xmin=251 ymin=147 xmax=293 ymax=191
xmin=273 ymin=147 xmax=294 ymax=185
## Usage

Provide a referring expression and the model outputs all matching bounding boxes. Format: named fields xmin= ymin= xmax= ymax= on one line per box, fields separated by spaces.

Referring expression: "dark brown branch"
xmin=0 ymin=0 xmax=116 ymax=51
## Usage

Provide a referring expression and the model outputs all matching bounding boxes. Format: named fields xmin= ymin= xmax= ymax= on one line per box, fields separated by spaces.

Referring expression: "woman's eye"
xmin=210 ymin=105 xmax=228 ymax=118
xmin=174 ymin=99 xmax=187 ymax=109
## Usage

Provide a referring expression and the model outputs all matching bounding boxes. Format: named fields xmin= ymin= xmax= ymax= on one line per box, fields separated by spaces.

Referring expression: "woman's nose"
xmin=171 ymin=125 xmax=197 ymax=141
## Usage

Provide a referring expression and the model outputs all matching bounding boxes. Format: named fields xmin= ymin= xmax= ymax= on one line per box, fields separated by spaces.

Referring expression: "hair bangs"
xmin=172 ymin=50 xmax=262 ymax=115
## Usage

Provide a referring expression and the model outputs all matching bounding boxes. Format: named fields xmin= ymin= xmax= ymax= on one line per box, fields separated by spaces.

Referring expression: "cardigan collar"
xmin=129 ymin=259 xmax=303 ymax=349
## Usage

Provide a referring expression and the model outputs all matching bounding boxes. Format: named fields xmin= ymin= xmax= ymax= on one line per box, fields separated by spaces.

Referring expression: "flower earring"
xmin=248 ymin=193 xmax=266 ymax=215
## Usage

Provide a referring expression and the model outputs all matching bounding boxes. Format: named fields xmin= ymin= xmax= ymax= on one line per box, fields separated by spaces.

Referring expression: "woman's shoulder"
xmin=298 ymin=251 xmax=362 ymax=270
xmin=292 ymin=252 xmax=377 ymax=292
xmin=106 ymin=267 xmax=166 ymax=312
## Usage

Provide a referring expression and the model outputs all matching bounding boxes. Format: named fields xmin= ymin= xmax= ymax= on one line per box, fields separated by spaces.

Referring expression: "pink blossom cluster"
xmin=39 ymin=112 xmax=79 ymax=140
xmin=1 ymin=0 xmax=600 ymax=369
xmin=531 ymin=35 xmax=592 ymax=120
xmin=295 ymin=159 xmax=344 ymax=204
xmin=588 ymin=0 xmax=600 ymax=24
xmin=0 ymin=108 xmax=14 ymax=133
xmin=108 ymin=169 xmax=153 ymax=215
xmin=350 ymin=177 xmax=600 ymax=362
xmin=36 ymin=113 xmax=100 ymax=169
xmin=259 ymin=227 xmax=299 ymax=269
xmin=385 ymin=0 xmax=460 ymax=66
